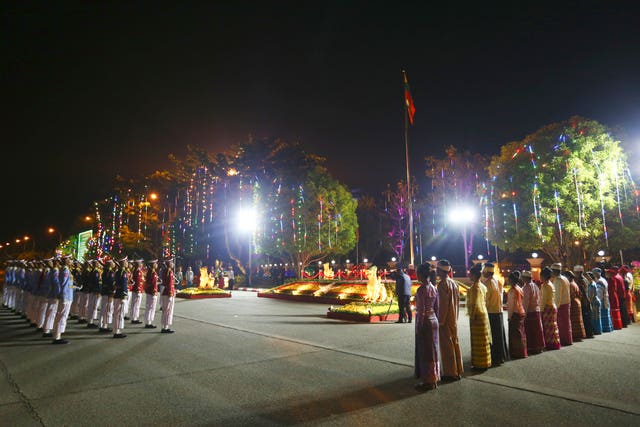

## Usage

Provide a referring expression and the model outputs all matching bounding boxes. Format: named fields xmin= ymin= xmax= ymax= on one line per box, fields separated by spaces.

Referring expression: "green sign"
xmin=77 ymin=230 xmax=93 ymax=262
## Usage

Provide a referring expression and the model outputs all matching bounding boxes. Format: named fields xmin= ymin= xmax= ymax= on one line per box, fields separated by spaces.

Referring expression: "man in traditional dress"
xmin=482 ymin=262 xmax=508 ymax=365
xmin=551 ymin=263 xmax=572 ymax=346
xmin=507 ymin=271 xmax=527 ymax=359
xmin=565 ymin=270 xmax=586 ymax=341
xmin=521 ymin=270 xmax=545 ymax=354
xmin=436 ymin=259 xmax=463 ymax=381
xmin=574 ymin=266 xmax=594 ymax=338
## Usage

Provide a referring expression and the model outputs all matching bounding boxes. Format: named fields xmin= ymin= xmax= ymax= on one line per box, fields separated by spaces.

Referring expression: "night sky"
xmin=2 ymin=1 xmax=640 ymax=243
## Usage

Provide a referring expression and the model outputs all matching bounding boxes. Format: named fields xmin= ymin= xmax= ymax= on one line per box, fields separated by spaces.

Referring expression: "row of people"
xmin=2 ymin=256 xmax=179 ymax=343
xmin=413 ymin=260 xmax=635 ymax=391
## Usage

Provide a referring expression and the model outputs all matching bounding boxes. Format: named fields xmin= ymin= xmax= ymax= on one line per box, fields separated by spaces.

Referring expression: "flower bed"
xmin=327 ymin=302 xmax=401 ymax=323
xmin=176 ymin=287 xmax=232 ymax=299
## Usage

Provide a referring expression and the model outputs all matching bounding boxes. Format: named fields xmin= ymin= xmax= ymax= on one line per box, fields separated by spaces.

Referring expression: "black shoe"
xmin=69 ymin=315 xmax=78 ymax=320
xmin=124 ymin=316 xmax=130 ymax=320
xmin=160 ymin=329 xmax=175 ymax=334
xmin=52 ymin=339 xmax=69 ymax=345
xmin=131 ymin=320 xmax=143 ymax=324
xmin=98 ymin=327 xmax=113 ymax=333
xmin=113 ymin=333 xmax=127 ymax=338
xmin=42 ymin=332 xmax=53 ymax=338
xmin=144 ymin=324 xmax=157 ymax=329
xmin=86 ymin=323 xmax=98 ymax=328
xmin=395 ymin=320 xmax=404 ymax=323
xmin=37 ymin=327 xmax=43 ymax=332
xmin=29 ymin=322 xmax=37 ymax=327
xmin=78 ymin=319 xmax=87 ymax=324
xmin=407 ymin=319 xmax=412 ymax=323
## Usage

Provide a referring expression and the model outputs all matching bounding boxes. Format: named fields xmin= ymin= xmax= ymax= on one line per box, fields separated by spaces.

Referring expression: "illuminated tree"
xmin=487 ymin=117 xmax=640 ymax=266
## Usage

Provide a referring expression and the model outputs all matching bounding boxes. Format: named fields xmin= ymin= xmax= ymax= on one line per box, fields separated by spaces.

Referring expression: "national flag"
xmin=403 ymin=71 xmax=416 ymax=125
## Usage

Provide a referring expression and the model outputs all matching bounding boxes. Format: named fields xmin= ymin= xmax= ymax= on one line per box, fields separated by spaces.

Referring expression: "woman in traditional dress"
xmin=521 ymin=270 xmax=545 ymax=354
xmin=540 ymin=267 xmax=561 ymax=351
xmin=585 ymin=271 xmax=602 ymax=335
xmin=507 ymin=271 xmax=528 ymax=359
xmin=574 ymin=267 xmax=594 ymax=338
xmin=605 ymin=268 xmax=623 ymax=330
xmin=565 ymin=270 xmax=586 ymax=342
xmin=466 ymin=264 xmax=491 ymax=370
xmin=414 ymin=263 xmax=440 ymax=391
xmin=592 ymin=268 xmax=613 ymax=333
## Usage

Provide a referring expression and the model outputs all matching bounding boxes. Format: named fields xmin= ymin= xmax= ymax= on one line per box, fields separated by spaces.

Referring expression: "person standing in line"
xmin=521 ymin=270 xmax=545 ymax=354
xmin=612 ymin=267 xmax=630 ymax=327
xmin=604 ymin=268 xmax=623 ymax=330
xmin=482 ymin=262 xmax=508 ymax=365
xmin=592 ymin=268 xmax=613 ymax=332
xmin=52 ymin=256 xmax=74 ymax=344
xmin=619 ymin=265 xmax=635 ymax=323
xmin=112 ymin=257 xmax=129 ymax=338
xmin=565 ymin=270 xmax=586 ymax=342
xmin=36 ymin=259 xmax=53 ymax=332
xmin=414 ymin=263 xmax=440 ymax=391
xmin=160 ymin=259 xmax=176 ymax=334
xmin=99 ymin=259 xmax=116 ymax=333
xmin=77 ymin=261 xmax=91 ymax=324
xmin=392 ymin=264 xmax=413 ymax=324
xmin=86 ymin=260 xmax=103 ymax=329
xmin=436 ymin=259 xmax=463 ymax=381
xmin=129 ymin=259 xmax=145 ymax=324
xmin=466 ymin=263 xmax=491 ymax=370
xmin=574 ymin=266 xmax=594 ymax=338
xmin=43 ymin=259 xmax=60 ymax=338
xmin=144 ymin=260 xmax=159 ymax=329
xmin=540 ymin=267 xmax=561 ymax=351
xmin=551 ymin=263 xmax=572 ymax=346
xmin=585 ymin=271 xmax=602 ymax=335
xmin=507 ymin=271 xmax=528 ymax=359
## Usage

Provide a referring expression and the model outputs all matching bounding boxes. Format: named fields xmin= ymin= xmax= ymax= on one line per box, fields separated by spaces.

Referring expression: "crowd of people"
xmin=412 ymin=260 xmax=636 ymax=391
xmin=2 ymin=256 xmax=179 ymax=344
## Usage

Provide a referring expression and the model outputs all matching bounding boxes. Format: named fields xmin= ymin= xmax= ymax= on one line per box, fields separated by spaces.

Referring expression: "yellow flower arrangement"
xmin=177 ymin=287 xmax=229 ymax=296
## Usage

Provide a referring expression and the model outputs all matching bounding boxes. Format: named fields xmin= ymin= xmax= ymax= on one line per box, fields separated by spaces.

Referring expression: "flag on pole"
xmin=403 ymin=71 xmax=416 ymax=125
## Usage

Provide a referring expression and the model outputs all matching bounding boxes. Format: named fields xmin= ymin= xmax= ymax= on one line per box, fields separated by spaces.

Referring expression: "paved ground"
xmin=1 ymin=291 xmax=639 ymax=426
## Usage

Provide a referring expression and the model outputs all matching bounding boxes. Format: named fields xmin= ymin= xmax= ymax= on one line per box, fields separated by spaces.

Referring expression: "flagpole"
xmin=403 ymin=70 xmax=415 ymax=268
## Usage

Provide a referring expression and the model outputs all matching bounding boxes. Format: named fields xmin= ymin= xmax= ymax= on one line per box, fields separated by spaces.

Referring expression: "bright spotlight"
xmin=448 ymin=205 xmax=477 ymax=224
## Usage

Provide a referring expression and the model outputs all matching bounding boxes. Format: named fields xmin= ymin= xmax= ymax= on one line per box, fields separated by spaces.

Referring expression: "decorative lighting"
xmin=477 ymin=254 xmax=484 ymax=260
xmin=597 ymin=250 xmax=605 ymax=257
xmin=531 ymin=252 xmax=539 ymax=258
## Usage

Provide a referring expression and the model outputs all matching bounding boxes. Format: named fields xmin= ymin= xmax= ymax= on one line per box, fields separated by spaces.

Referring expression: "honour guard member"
xmin=43 ymin=259 xmax=60 ymax=338
xmin=112 ymin=257 xmax=129 ymax=338
xmin=160 ymin=258 xmax=176 ymax=333
xmin=86 ymin=260 xmax=103 ymax=328
xmin=99 ymin=259 xmax=116 ymax=332
xmin=144 ymin=259 xmax=159 ymax=329
xmin=129 ymin=259 xmax=145 ymax=324
xmin=52 ymin=256 xmax=75 ymax=344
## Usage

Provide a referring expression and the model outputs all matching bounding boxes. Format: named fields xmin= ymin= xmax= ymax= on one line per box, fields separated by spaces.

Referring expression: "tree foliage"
xmin=487 ymin=117 xmax=640 ymax=265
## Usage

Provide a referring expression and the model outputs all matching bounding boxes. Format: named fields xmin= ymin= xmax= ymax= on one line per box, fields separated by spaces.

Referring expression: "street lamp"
xmin=237 ymin=207 xmax=257 ymax=286
xmin=448 ymin=205 xmax=477 ymax=274
xmin=48 ymin=227 xmax=62 ymax=245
